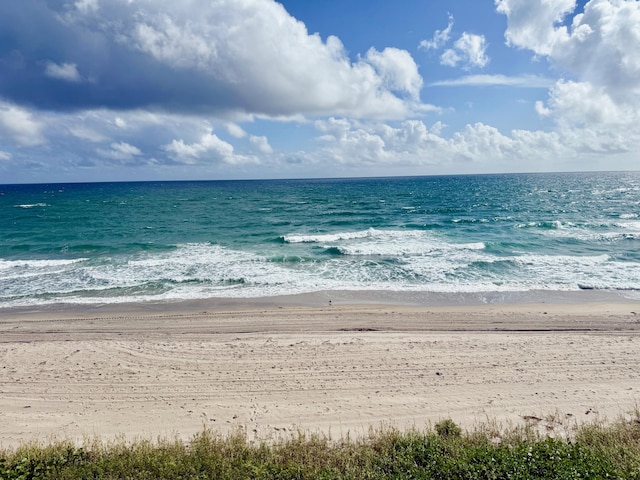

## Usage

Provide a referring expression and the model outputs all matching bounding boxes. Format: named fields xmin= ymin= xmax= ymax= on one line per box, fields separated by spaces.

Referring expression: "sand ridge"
xmin=1 ymin=302 xmax=640 ymax=448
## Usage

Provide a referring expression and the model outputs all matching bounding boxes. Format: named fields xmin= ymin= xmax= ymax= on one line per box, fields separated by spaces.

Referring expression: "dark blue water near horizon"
xmin=2 ymin=171 xmax=640 ymax=307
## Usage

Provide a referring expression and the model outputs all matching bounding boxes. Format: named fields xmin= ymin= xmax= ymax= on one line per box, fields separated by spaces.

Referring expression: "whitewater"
xmin=2 ymin=172 xmax=640 ymax=307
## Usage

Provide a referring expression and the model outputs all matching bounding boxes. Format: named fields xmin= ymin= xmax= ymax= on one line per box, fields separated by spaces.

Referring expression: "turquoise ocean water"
xmin=2 ymin=172 xmax=640 ymax=308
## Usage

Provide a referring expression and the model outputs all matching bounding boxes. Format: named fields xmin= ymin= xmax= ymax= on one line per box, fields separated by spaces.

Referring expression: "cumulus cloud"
xmin=3 ymin=0 xmax=637 ymax=182
xmin=441 ymin=33 xmax=490 ymax=69
xmin=162 ymin=129 xmax=257 ymax=165
xmin=97 ymin=141 xmax=143 ymax=162
xmin=364 ymin=48 xmax=423 ymax=101
xmin=552 ymin=0 xmax=640 ymax=98
xmin=497 ymin=0 xmax=640 ymax=93
xmin=419 ymin=16 xmax=489 ymax=70
xmin=313 ymin=118 xmax=570 ymax=170
xmin=419 ymin=14 xmax=454 ymax=50
xmin=545 ymin=80 xmax=638 ymax=127
xmin=44 ymin=61 xmax=82 ymax=82
xmin=249 ymin=135 xmax=273 ymax=154
xmin=226 ymin=123 xmax=247 ymax=139
xmin=0 ymin=100 xmax=45 ymax=146
xmin=497 ymin=0 xmax=640 ymax=150
xmin=163 ymin=133 xmax=231 ymax=163
xmin=0 ymin=0 xmax=428 ymax=119
xmin=310 ymin=113 xmax=640 ymax=174
xmin=495 ymin=0 xmax=576 ymax=55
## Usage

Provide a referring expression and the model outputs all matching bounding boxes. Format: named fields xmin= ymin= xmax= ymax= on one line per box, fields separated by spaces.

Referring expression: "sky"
xmin=0 ymin=0 xmax=639 ymax=184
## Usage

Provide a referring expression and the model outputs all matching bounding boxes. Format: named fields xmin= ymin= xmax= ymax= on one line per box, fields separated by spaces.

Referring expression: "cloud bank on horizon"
xmin=0 ymin=0 xmax=639 ymax=183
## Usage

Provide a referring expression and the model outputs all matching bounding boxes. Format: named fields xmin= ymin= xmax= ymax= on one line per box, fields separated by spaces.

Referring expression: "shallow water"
xmin=2 ymin=171 xmax=640 ymax=307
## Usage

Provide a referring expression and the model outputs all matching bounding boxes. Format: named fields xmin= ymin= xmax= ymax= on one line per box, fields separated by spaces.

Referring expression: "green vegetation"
xmin=2 ymin=417 xmax=640 ymax=479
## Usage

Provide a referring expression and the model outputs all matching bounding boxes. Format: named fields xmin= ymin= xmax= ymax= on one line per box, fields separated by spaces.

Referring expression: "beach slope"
xmin=1 ymin=302 xmax=639 ymax=448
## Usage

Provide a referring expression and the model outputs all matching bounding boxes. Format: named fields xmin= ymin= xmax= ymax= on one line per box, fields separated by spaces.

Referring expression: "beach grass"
xmin=2 ymin=415 xmax=640 ymax=479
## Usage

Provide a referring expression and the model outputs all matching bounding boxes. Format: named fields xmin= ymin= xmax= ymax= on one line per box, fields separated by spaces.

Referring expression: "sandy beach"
xmin=1 ymin=298 xmax=640 ymax=449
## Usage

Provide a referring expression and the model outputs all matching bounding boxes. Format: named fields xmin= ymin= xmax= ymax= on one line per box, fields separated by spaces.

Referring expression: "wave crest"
xmin=282 ymin=229 xmax=376 ymax=243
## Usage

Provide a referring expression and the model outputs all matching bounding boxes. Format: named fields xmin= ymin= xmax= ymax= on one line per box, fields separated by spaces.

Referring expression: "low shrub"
xmin=1 ymin=417 xmax=639 ymax=479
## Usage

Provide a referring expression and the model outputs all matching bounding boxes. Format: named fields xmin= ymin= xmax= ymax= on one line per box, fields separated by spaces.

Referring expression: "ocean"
xmin=2 ymin=171 xmax=640 ymax=308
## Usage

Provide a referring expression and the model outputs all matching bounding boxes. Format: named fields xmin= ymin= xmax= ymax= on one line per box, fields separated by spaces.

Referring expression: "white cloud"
xmin=2 ymin=105 xmax=269 ymax=170
xmin=559 ymin=123 xmax=634 ymax=155
xmin=0 ymin=101 xmax=45 ymax=146
xmin=74 ymin=0 xmax=99 ymax=15
xmin=313 ymin=118 xmax=582 ymax=172
xmin=97 ymin=141 xmax=143 ymax=161
xmin=249 ymin=135 xmax=272 ymax=154
xmin=61 ymin=0 xmax=428 ymax=119
xmin=68 ymin=126 xmax=107 ymax=142
xmin=3 ymin=0 xmax=638 ymax=181
xmin=498 ymin=0 xmax=640 ymax=153
xmin=0 ymin=0 xmax=432 ymax=120
xmin=44 ymin=61 xmax=82 ymax=82
xmin=497 ymin=0 xmax=640 ymax=94
xmin=132 ymin=14 xmax=219 ymax=72
xmin=0 ymin=96 xmax=630 ymax=181
xmin=112 ymin=141 xmax=142 ymax=156
xmin=441 ymin=33 xmax=490 ymax=69
xmin=226 ymin=123 xmax=247 ymax=138
xmin=419 ymin=15 xmax=489 ymax=71
xmin=364 ymin=47 xmax=423 ymax=100
xmin=544 ymin=80 xmax=638 ymax=127
xmin=314 ymin=118 xmax=460 ymax=167
xmin=163 ymin=130 xmax=255 ymax=165
xmin=535 ymin=100 xmax=552 ymax=117
xmin=552 ymin=0 xmax=640 ymax=97
xmin=430 ymin=74 xmax=553 ymax=88
xmin=419 ymin=14 xmax=454 ymax=50
xmin=448 ymin=123 xmax=511 ymax=163
xmin=495 ymin=0 xmax=576 ymax=55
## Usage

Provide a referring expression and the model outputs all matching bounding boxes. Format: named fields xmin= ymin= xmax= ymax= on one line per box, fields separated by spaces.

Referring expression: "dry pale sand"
xmin=1 ymin=300 xmax=640 ymax=449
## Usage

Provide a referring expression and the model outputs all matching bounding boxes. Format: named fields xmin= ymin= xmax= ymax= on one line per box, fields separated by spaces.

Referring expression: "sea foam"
xmin=3 ymin=172 xmax=640 ymax=307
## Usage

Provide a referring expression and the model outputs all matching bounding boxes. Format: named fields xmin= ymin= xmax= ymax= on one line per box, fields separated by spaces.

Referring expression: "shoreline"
xmin=2 ymin=287 xmax=639 ymax=317
xmin=1 ymin=297 xmax=640 ymax=449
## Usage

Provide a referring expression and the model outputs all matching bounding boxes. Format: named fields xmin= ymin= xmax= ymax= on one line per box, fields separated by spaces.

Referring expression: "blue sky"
xmin=0 ymin=0 xmax=638 ymax=183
